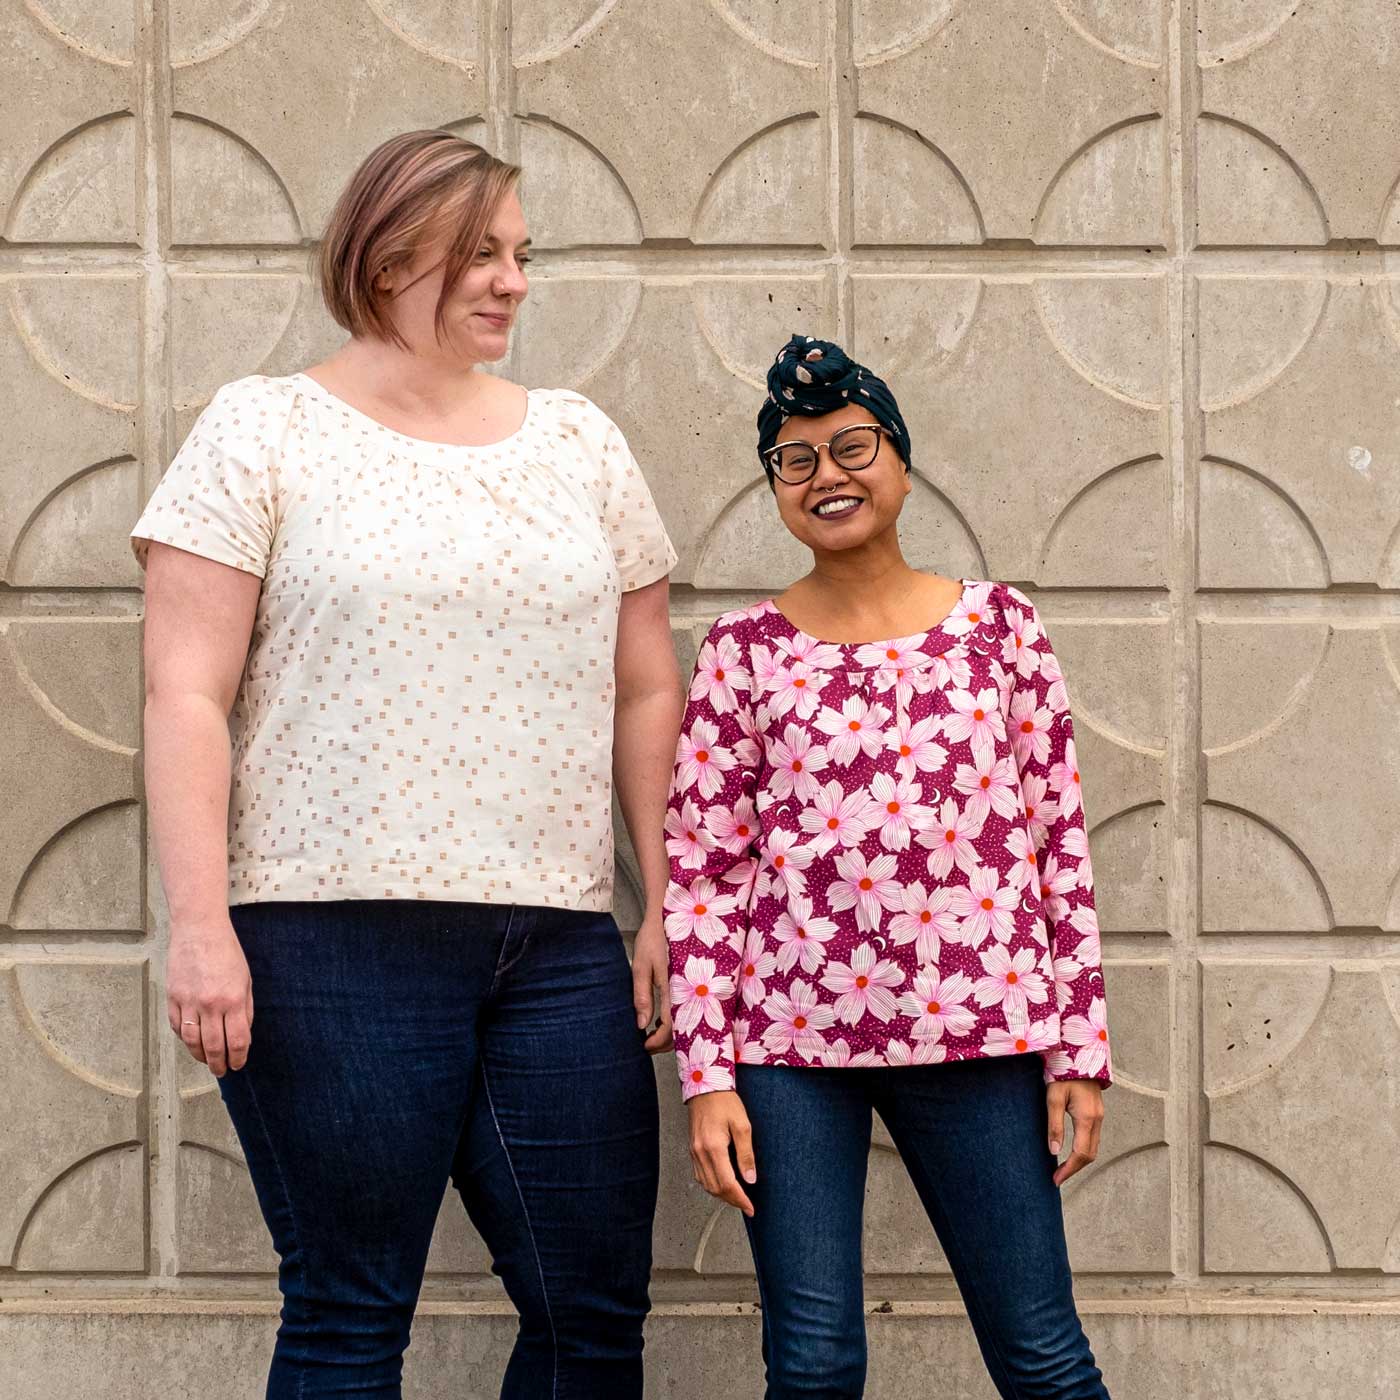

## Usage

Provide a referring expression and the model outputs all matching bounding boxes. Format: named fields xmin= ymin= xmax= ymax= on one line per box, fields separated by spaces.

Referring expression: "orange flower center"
xmin=715 ymin=669 xmax=725 ymax=681
xmin=973 ymin=708 xmax=985 ymax=721
xmin=927 ymin=1001 xmax=941 ymax=1014
xmin=859 ymin=877 xmax=873 ymax=891
xmin=744 ymin=964 xmax=755 ymax=977
xmin=979 ymin=776 xmax=990 ymax=789
xmin=737 ymin=824 xmax=750 ymax=837
xmin=886 ymin=648 xmax=899 ymax=660
xmin=920 ymin=911 xmax=932 ymax=924
xmin=899 ymin=744 xmax=911 ymax=757
xmin=1015 ymin=1037 xmax=1028 ymax=1052
xmin=944 ymin=830 xmax=956 ymax=843
xmin=981 ymin=897 xmax=994 ymax=911
xmin=774 ymin=855 xmax=785 ymax=868
xmin=691 ymin=1069 xmax=704 ymax=1082
xmin=887 ymin=801 xmax=900 ymax=814
xmin=1097 ymin=1029 xmax=1108 ymax=1042
xmin=694 ymin=903 xmax=707 ymax=916
xmin=793 ymin=1015 xmax=807 ymax=1029
xmin=855 ymin=976 xmax=869 ymax=989
xmin=827 ymin=817 xmax=839 ymax=830
xmin=793 ymin=677 xmax=806 ymax=689
xmin=848 ymin=720 xmax=861 ymax=731
xmin=1020 ymin=720 xmax=1034 ymax=733
xmin=696 ymin=984 xmax=709 ymax=997
xmin=969 ymin=611 xmax=981 ymax=623
xmin=1006 ymin=971 xmax=1018 ymax=984
xmin=696 ymin=750 xmax=709 ymax=763
xmin=791 ymin=760 xmax=803 ymax=772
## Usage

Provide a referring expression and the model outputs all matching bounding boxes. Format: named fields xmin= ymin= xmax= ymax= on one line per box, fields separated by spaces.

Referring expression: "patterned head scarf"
xmin=756 ymin=333 xmax=912 ymax=481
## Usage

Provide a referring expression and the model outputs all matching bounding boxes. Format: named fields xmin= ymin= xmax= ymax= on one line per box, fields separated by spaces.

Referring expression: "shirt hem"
xmin=680 ymin=1041 xmax=1111 ymax=1100
xmin=227 ymin=876 xmax=614 ymax=913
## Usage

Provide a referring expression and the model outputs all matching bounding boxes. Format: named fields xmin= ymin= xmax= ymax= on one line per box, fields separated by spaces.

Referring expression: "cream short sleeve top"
xmin=131 ymin=372 xmax=678 ymax=910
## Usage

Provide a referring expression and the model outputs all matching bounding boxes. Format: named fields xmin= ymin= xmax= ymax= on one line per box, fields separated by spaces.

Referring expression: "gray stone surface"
xmin=5 ymin=1301 xmax=1400 ymax=1399
xmin=4 ymin=0 xmax=1400 ymax=1392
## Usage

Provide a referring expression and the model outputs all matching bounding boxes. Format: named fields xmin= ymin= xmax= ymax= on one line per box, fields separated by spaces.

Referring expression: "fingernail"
xmin=743 ymin=1170 xmax=757 ymax=1184
xmin=1050 ymin=1140 xmax=1061 ymax=1155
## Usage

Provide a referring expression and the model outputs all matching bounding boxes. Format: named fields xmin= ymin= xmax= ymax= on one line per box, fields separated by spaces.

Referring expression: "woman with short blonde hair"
xmin=135 ymin=129 xmax=683 ymax=1398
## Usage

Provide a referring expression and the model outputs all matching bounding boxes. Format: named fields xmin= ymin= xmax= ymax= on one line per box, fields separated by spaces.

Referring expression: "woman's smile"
xmin=812 ymin=495 xmax=864 ymax=520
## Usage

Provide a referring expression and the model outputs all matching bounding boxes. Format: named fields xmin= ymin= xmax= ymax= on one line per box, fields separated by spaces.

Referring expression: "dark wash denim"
xmin=736 ymin=1055 xmax=1110 ymax=1400
xmin=219 ymin=899 xmax=660 ymax=1399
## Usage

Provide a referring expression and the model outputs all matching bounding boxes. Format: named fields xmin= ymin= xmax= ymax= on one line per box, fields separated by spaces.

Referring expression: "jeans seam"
xmin=481 ymin=1059 xmax=558 ymax=1400
xmin=241 ymin=1069 xmax=313 ymax=1400
xmin=486 ymin=904 xmax=521 ymax=999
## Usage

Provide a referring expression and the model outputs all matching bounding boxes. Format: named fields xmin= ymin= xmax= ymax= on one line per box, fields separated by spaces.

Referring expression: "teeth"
xmin=816 ymin=498 xmax=858 ymax=517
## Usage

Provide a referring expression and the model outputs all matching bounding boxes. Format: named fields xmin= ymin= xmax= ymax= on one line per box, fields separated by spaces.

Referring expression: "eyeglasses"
xmin=762 ymin=423 xmax=890 ymax=485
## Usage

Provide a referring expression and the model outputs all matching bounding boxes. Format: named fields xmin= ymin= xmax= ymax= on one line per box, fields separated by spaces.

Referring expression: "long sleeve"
xmin=665 ymin=615 xmax=762 ymax=1100
xmin=1000 ymin=586 xmax=1112 ymax=1087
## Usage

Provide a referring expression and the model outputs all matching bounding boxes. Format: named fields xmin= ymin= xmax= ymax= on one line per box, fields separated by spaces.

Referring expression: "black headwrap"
xmin=756 ymin=333 xmax=912 ymax=481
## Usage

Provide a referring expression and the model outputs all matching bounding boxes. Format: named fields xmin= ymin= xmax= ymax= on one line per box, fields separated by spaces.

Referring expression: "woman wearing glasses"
xmin=665 ymin=335 xmax=1113 ymax=1398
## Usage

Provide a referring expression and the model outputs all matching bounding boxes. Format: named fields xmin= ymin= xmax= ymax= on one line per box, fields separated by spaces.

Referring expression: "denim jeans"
xmin=219 ymin=899 xmax=660 ymax=1399
xmin=736 ymin=1055 xmax=1110 ymax=1399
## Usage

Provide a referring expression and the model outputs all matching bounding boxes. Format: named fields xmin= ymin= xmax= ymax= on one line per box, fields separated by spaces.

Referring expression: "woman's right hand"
xmin=688 ymin=1089 xmax=757 ymax=1217
xmin=166 ymin=916 xmax=254 ymax=1078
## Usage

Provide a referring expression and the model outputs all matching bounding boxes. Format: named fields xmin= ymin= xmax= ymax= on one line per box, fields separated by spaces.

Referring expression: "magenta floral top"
xmin=664 ymin=579 xmax=1112 ymax=1101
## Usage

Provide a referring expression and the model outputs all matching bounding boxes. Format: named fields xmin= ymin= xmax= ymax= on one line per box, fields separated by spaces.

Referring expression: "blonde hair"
xmin=319 ymin=130 xmax=521 ymax=349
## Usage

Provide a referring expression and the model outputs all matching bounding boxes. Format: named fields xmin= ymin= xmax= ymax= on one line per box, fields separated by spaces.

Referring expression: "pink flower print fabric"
xmin=665 ymin=580 xmax=1112 ymax=1100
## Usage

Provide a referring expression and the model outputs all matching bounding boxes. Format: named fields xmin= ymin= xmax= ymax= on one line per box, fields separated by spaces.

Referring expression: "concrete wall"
xmin=3 ymin=2 xmax=1400 ymax=1395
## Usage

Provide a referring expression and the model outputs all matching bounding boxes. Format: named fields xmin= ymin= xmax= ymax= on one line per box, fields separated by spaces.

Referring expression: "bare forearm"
xmin=144 ymin=692 xmax=235 ymax=925
xmin=614 ymin=684 xmax=685 ymax=915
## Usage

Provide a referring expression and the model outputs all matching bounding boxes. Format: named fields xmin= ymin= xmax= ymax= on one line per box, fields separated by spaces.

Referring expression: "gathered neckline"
xmin=759 ymin=577 xmax=977 ymax=655
xmin=290 ymin=371 xmax=539 ymax=457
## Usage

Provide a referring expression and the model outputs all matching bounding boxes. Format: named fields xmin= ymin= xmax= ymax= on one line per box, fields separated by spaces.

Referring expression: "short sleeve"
xmin=129 ymin=379 xmax=284 ymax=577
xmin=591 ymin=406 xmax=678 ymax=592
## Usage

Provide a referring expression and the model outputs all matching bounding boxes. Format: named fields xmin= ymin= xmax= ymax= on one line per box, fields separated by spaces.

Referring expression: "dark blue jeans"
xmin=220 ymin=900 xmax=659 ymax=1399
xmin=736 ymin=1055 xmax=1109 ymax=1399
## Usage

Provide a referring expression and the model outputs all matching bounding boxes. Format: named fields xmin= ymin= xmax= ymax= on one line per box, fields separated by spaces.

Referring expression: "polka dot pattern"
xmin=131 ymin=372 xmax=678 ymax=909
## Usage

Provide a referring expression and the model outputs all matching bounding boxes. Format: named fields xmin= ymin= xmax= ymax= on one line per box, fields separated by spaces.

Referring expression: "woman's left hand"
xmin=632 ymin=914 xmax=674 ymax=1055
xmin=1047 ymin=1079 xmax=1104 ymax=1187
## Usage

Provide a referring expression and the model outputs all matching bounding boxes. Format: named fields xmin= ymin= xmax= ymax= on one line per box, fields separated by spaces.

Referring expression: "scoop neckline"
xmin=291 ymin=371 xmax=538 ymax=454
xmin=763 ymin=577 xmax=976 ymax=652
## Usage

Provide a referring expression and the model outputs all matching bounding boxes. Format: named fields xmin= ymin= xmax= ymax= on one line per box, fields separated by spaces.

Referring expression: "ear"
xmin=901 ymin=464 xmax=913 ymax=497
xmin=372 ymin=266 xmax=394 ymax=294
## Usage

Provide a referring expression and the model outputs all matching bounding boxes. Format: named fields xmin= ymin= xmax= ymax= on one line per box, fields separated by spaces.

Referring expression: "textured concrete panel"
xmin=0 ymin=8 xmax=134 ymax=239
xmin=857 ymin=1 xmax=1167 ymax=243
xmin=1200 ymin=278 xmax=1400 ymax=586
xmin=1206 ymin=963 xmax=1400 ymax=1271
xmin=1199 ymin=2 xmax=1400 ymax=242
xmin=0 ymin=277 xmax=141 ymax=586
xmin=515 ymin=1 xmax=822 ymax=241
xmin=0 ymin=619 xmax=139 ymax=927
xmin=11 ymin=1302 xmax=1400 ymax=1400
xmin=171 ymin=4 xmax=477 ymax=238
xmin=168 ymin=271 xmax=343 ymax=425
xmin=1203 ymin=623 xmax=1400 ymax=930
xmin=0 ymin=960 xmax=145 ymax=1271
xmin=0 ymin=619 xmax=142 ymax=929
xmin=851 ymin=277 xmax=1167 ymax=586
xmin=516 ymin=276 xmax=834 ymax=582
xmin=1052 ymin=618 xmax=1168 ymax=932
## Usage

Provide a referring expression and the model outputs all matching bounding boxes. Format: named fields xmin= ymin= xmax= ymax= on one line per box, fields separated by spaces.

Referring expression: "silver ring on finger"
xmin=182 ymin=1019 xmax=198 ymax=1027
